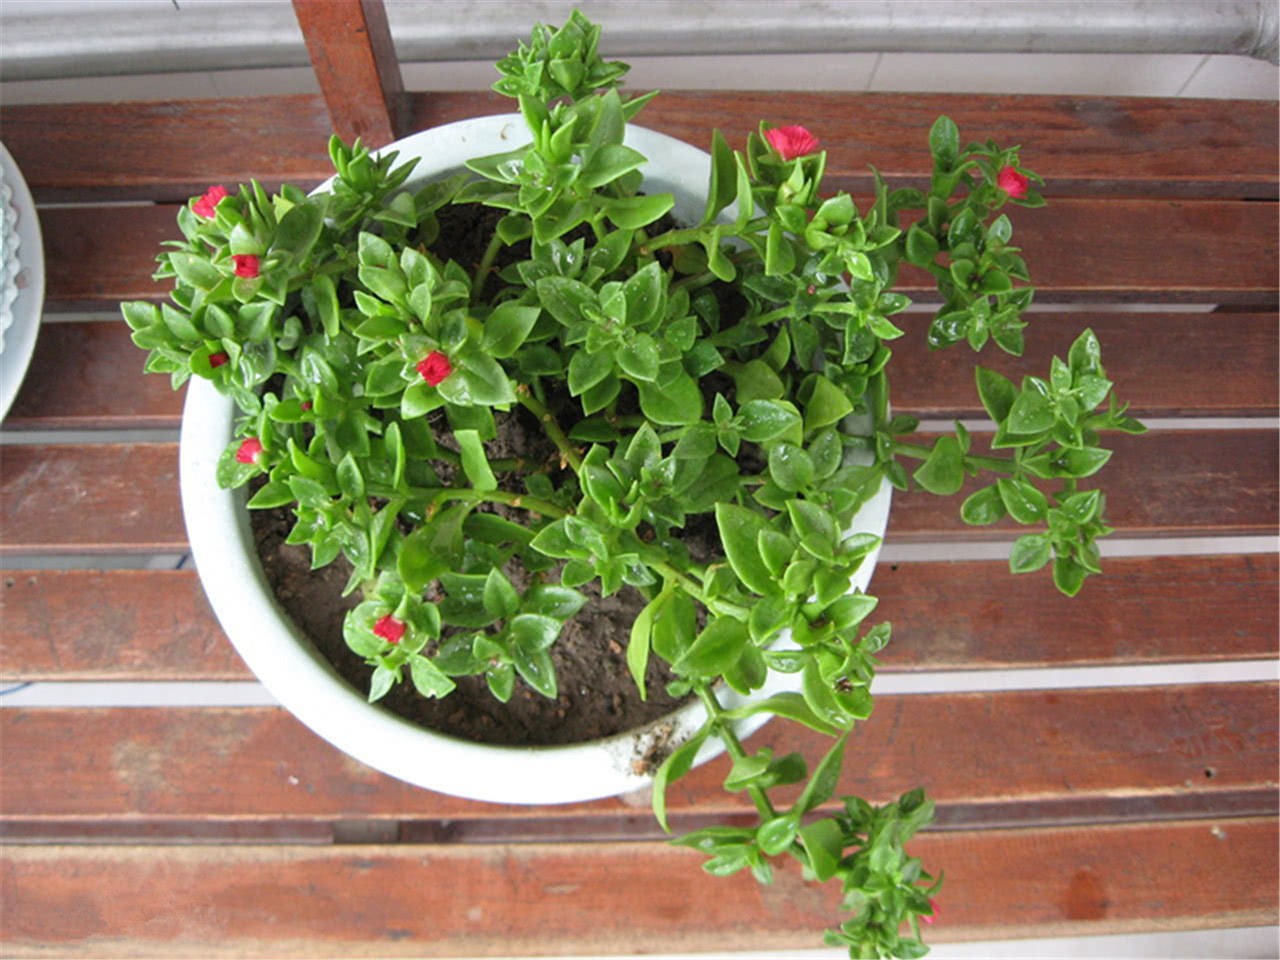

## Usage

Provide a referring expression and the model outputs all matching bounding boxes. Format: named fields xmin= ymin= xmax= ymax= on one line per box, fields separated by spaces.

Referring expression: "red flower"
xmin=209 ymin=351 xmax=229 ymax=368
xmin=417 ymin=351 xmax=453 ymax=386
xmin=232 ymin=254 xmax=260 ymax=279
xmin=235 ymin=437 xmax=264 ymax=465
xmin=997 ymin=166 xmax=1030 ymax=199
xmin=193 ymin=185 xmax=229 ymax=219
xmin=765 ymin=125 xmax=820 ymax=161
xmin=373 ymin=614 xmax=406 ymax=645
xmin=922 ymin=899 xmax=939 ymax=926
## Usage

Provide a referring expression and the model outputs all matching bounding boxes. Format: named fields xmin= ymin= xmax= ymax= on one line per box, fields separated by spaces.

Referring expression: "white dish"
xmin=0 ymin=140 xmax=45 ymax=423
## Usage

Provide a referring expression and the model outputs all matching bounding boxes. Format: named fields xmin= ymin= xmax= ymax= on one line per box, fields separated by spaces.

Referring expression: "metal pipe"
xmin=2 ymin=0 xmax=1276 ymax=82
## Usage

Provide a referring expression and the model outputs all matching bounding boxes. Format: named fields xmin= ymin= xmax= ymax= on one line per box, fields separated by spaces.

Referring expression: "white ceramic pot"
xmin=180 ymin=115 xmax=892 ymax=805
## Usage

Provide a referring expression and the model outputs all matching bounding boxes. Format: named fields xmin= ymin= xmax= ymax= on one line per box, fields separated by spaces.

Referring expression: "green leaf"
xmin=568 ymin=349 xmax=615 ymax=396
xmin=803 ymin=376 xmax=853 ymax=434
xmin=714 ymin=503 xmax=777 ymax=596
xmin=513 ymin=646 xmax=558 ymax=698
xmin=272 ymin=202 xmax=324 ymax=262
xmin=929 ymin=115 xmax=960 ymax=170
xmin=1007 ymin=378 xmax=1055 ymax=434
xmin=638 ymin=371 xmax=702 ymax=425
xmin=600 ymin=193 xmax=675 ymax=230
xmin=960 ymin=485 xmax=1007 ymax=525
xmin=1068 ymin=327 xmax=1103 ymax=377
xmin=768 ymin=442 xmax=815 ymax=493
xmin=795 ymin=732 xmax=848 ymax=814
xmin=722 ymin=691 xmax=838 ymax=736
xmin=1054 ymin=555 xmax=1088 ymax=596
xmin=672 ymin=616 xmax=749 ymax=679
xmin=652 ymin=726 xmax=710 ymax=832
xmin=1009 ymin=533 xmax=1052 ymax=574
xmin=628 ymin=593 xmax=664 ymax=699
xmin=483 ymin=568 xmax=521 ymax=621
xmin=798 ymin=818 xmax=845 ymax=882
xmin=409 ymin=656 xmax=456 ymax=699
xmin=618 ymin=333 xmax=661 ymax=382
xmin=398 ymin=504 xmax=468 ymax=592
xmin=787 ymin=500 xmax=837 ymax=561
xmin=975 ymin=366 xmax=1018 ymax=423
xmin=481 ymin=302 xmax=541 ymax=358
xmin=912 ymin=435 xmax=965 ymax=496
xmin=997 ymin=476 xmax=1049 ymax=523
xmin=509 ymin=613 xmax=560 ymax=652
xmin=455 ymin=429 xmax=497 ymax=491
xmin=757 ymin=814 xmax=800 ymax=856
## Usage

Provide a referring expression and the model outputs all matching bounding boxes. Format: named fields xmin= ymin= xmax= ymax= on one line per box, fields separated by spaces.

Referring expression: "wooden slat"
xmin=7 ymin=313 xmax=1276 ymax=431
xmin=3 ymin=555 xmax=1276 ymax=682
xmin=293 ymin=0 xmax=405 ymax=147
xmin=635 ymin=92 xmax=1280 ymax=200
xmin=3 ymin=684 xmax=1274 ymax=828
xmin=3 ymin=322 xmax=184 ymax=430
xmin=3 ymin=819 xmax=1276 ymax=957
xmin=891 ymin=311 xmax=1280 ymax=419
xmin=40 ymin=199 xmax=1279 ymax=312
xmin=5 ymin=93 xmax=1275 ymax=202
xmin=0 ymin=445 xmax=183 ymax=555
xmin=0 ymin=570 xmax=240 ymax=681
xmin=2 ymin=430 xmax=1273 ymax=554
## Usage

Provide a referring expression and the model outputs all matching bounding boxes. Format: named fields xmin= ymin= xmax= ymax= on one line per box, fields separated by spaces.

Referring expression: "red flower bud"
xmin=417 ymin=351 xmax=453 ymax=386
xmin=235 ymin=437 xmax=264 ymax=465
xmin=764 ymin=125 xmax=820 ymax=161
xmin=997 ymin=166 xmax=1030 ymax=199
xmin=232 ymin=254 xmax=260 ymax=279
xmin=193 ymin=185 xmax=230 ymax=219
xmin=922 ymin=899 xmax=939 ymax=926
xmin=209 ymin=351 xmax=229 ymax=369
xmin=373 ymin=614 xmax=406 ymax=645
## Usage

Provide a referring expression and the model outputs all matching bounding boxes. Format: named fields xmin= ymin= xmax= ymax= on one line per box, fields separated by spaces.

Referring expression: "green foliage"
xmin=121 ymin=12 xmax=1142 ymax=960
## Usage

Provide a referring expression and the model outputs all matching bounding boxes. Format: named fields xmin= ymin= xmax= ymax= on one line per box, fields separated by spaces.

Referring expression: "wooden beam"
xmin=292 ymin=0 xmax=405 ymax=147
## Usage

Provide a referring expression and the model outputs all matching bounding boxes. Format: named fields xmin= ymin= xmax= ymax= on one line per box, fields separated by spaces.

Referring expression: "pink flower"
xmin=193 ymin=185 xmax=229 ymax=219
xmin=232 ymin=254 xmax=260 ymax=279
xmin=209 ymin=351 xmax=229 ymax=369
xmin=922 ymin=899 xmax=939 ymax=926
xmin=373 ymin=614 xmax=406 ymax=645
xmin=765 ymin=125 xmax=820 ymax=161
xmin=235 ymin=437 xmax=263 ymax=465
xmin=417 ymin=351 xmax=453 ymax=386
xmin=997 ymin=166 xmax=1030 ymax=199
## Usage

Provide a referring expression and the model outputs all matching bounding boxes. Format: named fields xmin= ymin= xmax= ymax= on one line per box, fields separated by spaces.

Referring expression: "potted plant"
xmin=120 ymin=11 xmax=1142 ymax=957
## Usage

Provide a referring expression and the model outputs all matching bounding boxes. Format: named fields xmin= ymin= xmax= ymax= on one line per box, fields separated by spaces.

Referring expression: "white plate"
xmin=0 ymin=140 xmax=45 ymax=423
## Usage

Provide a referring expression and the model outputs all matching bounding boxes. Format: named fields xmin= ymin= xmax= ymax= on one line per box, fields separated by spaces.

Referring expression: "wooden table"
xmin=2 ymin=3 xmax=1277 ymax=955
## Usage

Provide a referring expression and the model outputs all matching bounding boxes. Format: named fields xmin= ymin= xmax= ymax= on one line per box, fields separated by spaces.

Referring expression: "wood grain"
xmin=6 ymin=313 xmax=1275 ymax=431
xmin=41 ymin=200 xmax=1280 ymax=311
xmin=5 ymin=93 xmax=1274 ymax=202
xmin=293 ymin=0 xmax=405 ymax=147
xmin=2 ymin=430 xmax=1273 ymax=553
xmin=3 ymin=684 xmax=1274 ymax=827
xmin=3 ymin=819 xmax=1275 ymax=956
xmin=2 ymin=555 xmax=1275 ymax=681
xmin=0 ymin=444 xmax=183 ymax=555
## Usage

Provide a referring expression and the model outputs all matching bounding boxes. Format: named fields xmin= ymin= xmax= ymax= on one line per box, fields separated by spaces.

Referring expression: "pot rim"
xmin=180 ymin=113 xmax=892 ymax=805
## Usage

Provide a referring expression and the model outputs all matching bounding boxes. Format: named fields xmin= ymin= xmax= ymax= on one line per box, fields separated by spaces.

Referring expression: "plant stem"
xmin=646 ymin=557 xmax=750 ymax=621
xmin=892 ymin=440 xmax=1015 ymax=476
xmin=384 ymin=483 xmax=569 ymax=518
xmin=518 ymin=389 xmax=583 ymax=472
xmin=472 ymin=232 xmax=506 ymax=301
xmin=695 ymin=684 xmax=777 ymax=821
